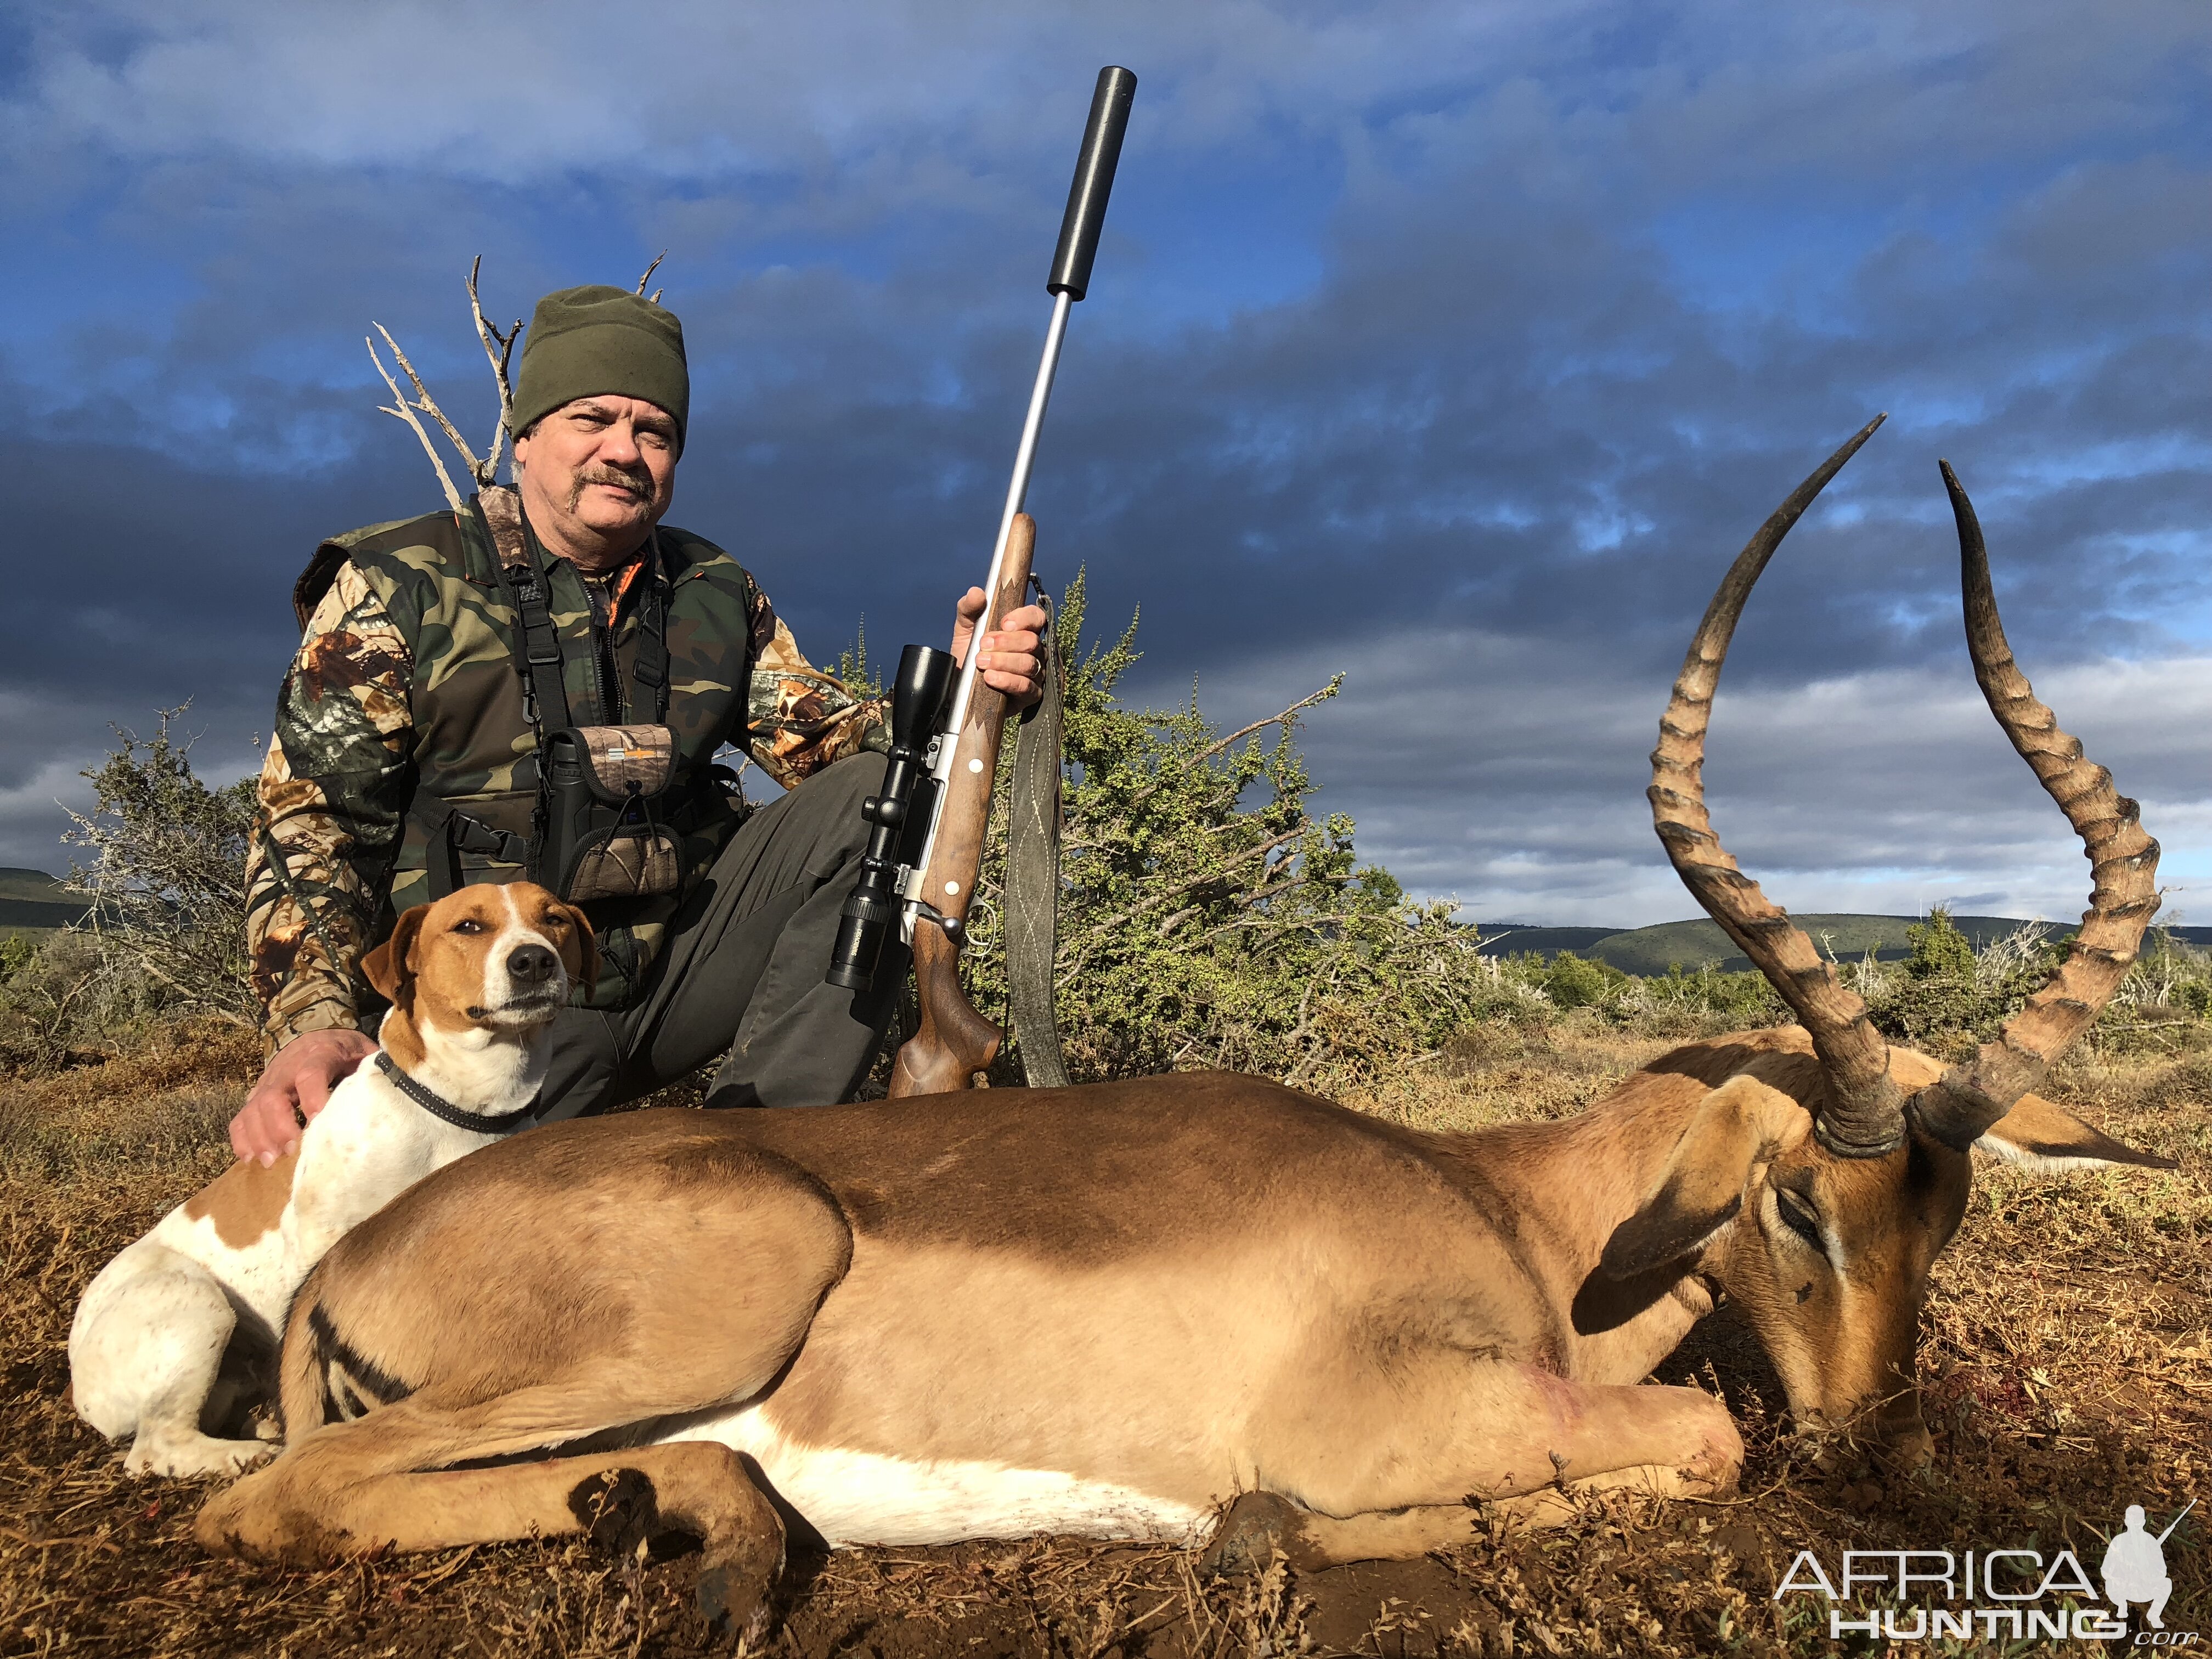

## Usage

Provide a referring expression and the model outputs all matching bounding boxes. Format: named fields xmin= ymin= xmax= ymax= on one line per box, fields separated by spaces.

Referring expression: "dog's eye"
xmin=1773 ymin=1187 xmax=1825 ymax=1253
xmin=453 ymin=919 xmax=485 ymax=935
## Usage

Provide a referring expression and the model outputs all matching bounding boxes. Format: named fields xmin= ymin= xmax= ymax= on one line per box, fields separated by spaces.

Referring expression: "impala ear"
xmin=1600 ymin=1074 xmax=1807 ymax=1279
xmin=363 ymin=905 xmax=429 ymax=1006
xmin=1973 ymin=1093 xmax=2176 ymax=1173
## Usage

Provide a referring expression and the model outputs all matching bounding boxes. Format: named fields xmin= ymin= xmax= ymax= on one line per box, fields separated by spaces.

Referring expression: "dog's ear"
xmin=550 ymin=901 xmax=597 ymax=996
xmin=362 ymin=905 xmax=429 ymax=1005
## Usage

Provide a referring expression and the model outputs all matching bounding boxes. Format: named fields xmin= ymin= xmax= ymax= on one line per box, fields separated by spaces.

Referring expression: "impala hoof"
xmin=192 ymin=1472 xmax=337 ymax=1562
xmin=696 ymin=1561 xmax=776 ymax=1645
xmin=571 ymin=1467 xmax=659 ymax=1559
xmin=1199 ymin=1490 xmax=1303 ymax=1579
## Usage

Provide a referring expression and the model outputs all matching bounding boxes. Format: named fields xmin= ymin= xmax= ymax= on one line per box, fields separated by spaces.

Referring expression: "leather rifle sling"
xmin=1005 ymin=584 xmax=1070 ymax=1087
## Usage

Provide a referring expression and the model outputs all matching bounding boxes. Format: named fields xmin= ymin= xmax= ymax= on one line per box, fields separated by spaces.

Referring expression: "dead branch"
xmin=1119 ymin=678 xmax=1345 ymax=816
xmin=466 ymin=256 xmax=522 ymax=482
xmin=636 ymin=251 xmax=665 ymax=296
xmin=375 ymin=324 xmax=483 ymax=478
xmin=1194 ymin=678 xmax=1344 ymax=768
xmin=366 ymin=332 xmax=465 ymax=512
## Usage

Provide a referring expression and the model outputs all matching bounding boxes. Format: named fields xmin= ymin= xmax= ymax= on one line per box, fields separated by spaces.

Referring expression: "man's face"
xmin=512 ymin=394 xmax=679 ymax=555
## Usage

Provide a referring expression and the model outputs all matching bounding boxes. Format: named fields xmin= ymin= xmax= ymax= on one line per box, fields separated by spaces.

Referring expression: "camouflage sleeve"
xmin=244 ymin=563 xmax=415 ymax=1056
xmin=744 ymin=585 xmax=889 ymax=791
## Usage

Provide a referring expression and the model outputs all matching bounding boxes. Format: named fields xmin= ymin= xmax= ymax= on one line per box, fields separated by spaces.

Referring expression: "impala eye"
xmin=1774 ymin=1186 xmax=1826 ymax=1253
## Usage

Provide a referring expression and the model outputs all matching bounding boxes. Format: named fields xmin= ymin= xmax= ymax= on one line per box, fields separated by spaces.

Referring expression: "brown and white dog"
xmin=69 ymin=883 xmax=590 ymax=1477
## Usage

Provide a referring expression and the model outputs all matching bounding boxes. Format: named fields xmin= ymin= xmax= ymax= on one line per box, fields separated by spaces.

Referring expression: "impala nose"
xmin=507 ymin=944 xmax=558 ymax=986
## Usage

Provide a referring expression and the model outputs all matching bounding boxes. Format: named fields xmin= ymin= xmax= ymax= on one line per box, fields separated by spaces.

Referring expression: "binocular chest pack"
xmin=418 ymin=493 xmax=685 ymax=905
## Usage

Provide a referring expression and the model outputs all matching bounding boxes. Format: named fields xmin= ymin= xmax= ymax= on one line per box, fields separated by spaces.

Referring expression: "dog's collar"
xmin=375 ymin=1051 xmax=539 ymax=1135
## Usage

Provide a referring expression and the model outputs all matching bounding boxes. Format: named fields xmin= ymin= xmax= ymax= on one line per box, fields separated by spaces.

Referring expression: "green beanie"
xmin=510 ymin=285 xmax=689 ymax=448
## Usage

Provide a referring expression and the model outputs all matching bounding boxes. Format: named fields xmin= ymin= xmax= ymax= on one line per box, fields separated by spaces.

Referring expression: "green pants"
xmin=534 ymin=752 xmax=907 ymax=1117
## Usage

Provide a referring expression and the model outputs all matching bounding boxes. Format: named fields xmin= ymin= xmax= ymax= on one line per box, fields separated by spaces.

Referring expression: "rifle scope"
xmin=825 ymin=644 xmax=957 ymax=992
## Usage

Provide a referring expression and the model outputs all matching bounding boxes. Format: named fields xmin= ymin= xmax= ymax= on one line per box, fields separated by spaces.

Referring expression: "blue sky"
xmin=1 ymin=1 xmax=2206 ymax=926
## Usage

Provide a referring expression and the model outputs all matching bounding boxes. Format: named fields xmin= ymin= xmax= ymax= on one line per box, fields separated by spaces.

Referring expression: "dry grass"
xmin=2 ymin=1019 xmax=2205 ymax=1656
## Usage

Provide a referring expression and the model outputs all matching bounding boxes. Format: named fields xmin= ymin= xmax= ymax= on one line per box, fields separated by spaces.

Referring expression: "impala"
xmin=197 ymin=417 xmax=2173 ymax=1642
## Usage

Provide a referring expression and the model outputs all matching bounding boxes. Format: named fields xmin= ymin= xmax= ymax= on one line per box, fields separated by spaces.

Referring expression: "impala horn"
xmin=1901 ymin=464 xmax=2161 ymax=1149
xmin=1650 ymin=425 xmax=2164 ymax=1159
xmin=1650 ymin=416 xmax=1910 ymax=1158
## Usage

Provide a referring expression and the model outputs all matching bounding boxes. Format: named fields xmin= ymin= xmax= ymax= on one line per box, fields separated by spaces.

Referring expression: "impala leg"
xmin=1217 ymin=1365 xmax=1738 ymax=1574
xmin=1491 ymin=1459 xmax=1718 ymax=1528
xmin=1386 ymin=1361 xmax=1737 ymax=1504
xmin=1203 ymin=1492 xmax=1486 ymax=1576
xmin=1249 ymin=1360 xmax=1741 ymax=1535
xmin=197 ymin=1409 xmax=783 ymax=1641
xmin=1205 ymin=1457 xmax=1720 ymax=1576
xmin=199 ymin=1188 xmax=846 ymax=1643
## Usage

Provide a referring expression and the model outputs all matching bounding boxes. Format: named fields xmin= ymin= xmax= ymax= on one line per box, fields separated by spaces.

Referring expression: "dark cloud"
xmin=1199 ymin=634 xmax=2212 ymax=924
xmin=0 ymin=0 xmax=2203 ymax=917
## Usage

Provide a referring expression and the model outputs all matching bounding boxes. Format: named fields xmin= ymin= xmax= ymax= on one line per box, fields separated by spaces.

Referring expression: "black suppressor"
xmin=1046 ymin=66 xmax=1136 ymax=302
xmin=825 ymin=643 xmax=957 ymax=992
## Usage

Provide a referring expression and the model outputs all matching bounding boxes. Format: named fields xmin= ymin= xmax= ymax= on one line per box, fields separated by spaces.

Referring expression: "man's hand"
xmin=952 ymin=591 xmax=1049 ymax=708
xmin=229 ymin=1028 xmax=377 ymax=1166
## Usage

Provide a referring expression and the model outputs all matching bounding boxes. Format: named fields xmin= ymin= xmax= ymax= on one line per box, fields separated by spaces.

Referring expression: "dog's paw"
xmin=127 ymin=1433 xmax=274 ymax=1481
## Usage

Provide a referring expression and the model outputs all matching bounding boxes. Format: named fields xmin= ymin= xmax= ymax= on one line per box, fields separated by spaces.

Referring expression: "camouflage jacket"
xmin=246 ymin=488 xmax=887 ymax=1053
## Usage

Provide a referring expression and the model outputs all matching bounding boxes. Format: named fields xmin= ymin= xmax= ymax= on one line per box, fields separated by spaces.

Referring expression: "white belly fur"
xmin=653 ymin=1406 xmax=1208 ymax=1549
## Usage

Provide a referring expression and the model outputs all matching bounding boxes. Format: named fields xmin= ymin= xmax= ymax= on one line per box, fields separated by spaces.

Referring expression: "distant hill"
xmin=1588 ymin=914 xmax=2037 ymax=976
xmin=1479 ymin=912 xmax=2212 ymax=975
xmin=0 ymin=867 xmax=91 ymax=936
xmin=1471 ymin=925 xmax=1621 ymax=958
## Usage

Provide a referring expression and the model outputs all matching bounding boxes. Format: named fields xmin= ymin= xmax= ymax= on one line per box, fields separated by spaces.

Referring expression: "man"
xmin=2101 ymin=1504 xmax=2175 ymax=1629
xmin=230 ymin=284 xmax=1043 ymax=1165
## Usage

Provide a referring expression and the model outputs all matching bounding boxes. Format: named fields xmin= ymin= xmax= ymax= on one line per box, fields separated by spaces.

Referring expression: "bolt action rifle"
xmin=824 ymin=65 xmax=1136 ymax=1096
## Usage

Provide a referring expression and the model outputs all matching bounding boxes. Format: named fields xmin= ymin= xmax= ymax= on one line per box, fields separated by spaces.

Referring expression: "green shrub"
xmin=0 ymin=708 xmax=257 ymax=1072
xmin=1542 ymin=950 xmax=1616 ymax=1010
xmin=1904 ymin=907 xmax=1979 ymax=979
xmin=964 ymin=584 xmax=1798 ymax=1085
xmin=1850 ymin=907 xmax=2212 ymax=1058
xmin=965 ymin=574 xmax=1485 ymax=1087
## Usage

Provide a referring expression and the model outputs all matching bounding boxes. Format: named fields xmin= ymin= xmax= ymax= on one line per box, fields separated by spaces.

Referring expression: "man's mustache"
xmin=566 ymin=466 xmax=651 ymax=509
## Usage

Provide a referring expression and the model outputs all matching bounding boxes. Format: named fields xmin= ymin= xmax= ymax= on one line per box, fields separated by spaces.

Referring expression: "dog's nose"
xmin=507 ymin=944 xmax=558 ymax=985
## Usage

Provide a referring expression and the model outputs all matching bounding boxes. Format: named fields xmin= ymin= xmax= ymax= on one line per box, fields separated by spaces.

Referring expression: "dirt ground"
xmin=2 ymin=1019 xmax=2205 ymax=1657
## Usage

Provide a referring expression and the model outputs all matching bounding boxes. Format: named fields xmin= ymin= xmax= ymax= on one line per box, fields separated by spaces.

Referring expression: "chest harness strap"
xmin=411 ymin=494 xmax=670 ymax=899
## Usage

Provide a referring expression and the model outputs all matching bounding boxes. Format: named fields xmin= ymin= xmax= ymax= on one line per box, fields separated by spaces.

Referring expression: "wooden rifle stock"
xmin=888 ymin=515 xmax=1036 ymax=1097
xmin=884 ymin=67 xmax=1133 ymax=1096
